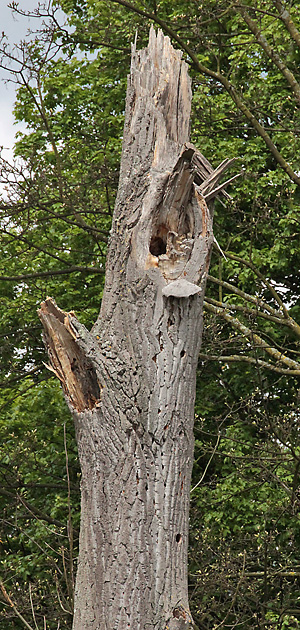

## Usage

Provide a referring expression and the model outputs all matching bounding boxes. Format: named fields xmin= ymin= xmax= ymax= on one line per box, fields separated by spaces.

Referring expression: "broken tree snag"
xmin=39 ymin=28 xmax=236 ymax=630
xmin=90 ymin=28 xmax=213 ymax=630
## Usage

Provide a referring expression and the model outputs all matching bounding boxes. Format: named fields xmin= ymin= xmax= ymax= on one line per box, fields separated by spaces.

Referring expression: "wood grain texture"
xmin=39 ymin=28 xmax=219 ymax=630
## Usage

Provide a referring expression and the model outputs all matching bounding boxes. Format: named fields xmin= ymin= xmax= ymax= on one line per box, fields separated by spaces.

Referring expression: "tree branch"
xmin=0 ymin=579 xmax=35 ymax=630
xmin=199 ymin=351 xmax=300 ymax=375
xmin=224 ymin=252 xmax=292 ymax=319
xmin=207 ymin=274 xmax=279 ymax=316
xmin=0 ymin=487 xmax=69 ymax=530
xmin=236 ymin=5 xmax=300 ymax=104
xmin=209 ymin=253 xmax=300 ymax=338
xmin=1 ymin=226 xmax=74 ymax=266
xmin=205 ymin=295 xmax=285 ymax=325
xmin=204 ymin=300 xmax=300 ymax=372
xmin=36 ymin=76 xmax=65 ymax=200
xmin=273 ymin=0 xmax=300 ymax=49
xmin=0 ymin=265 xmax=103 ymax=281
xmin=109 ymin=0 xmax=300 ymax=185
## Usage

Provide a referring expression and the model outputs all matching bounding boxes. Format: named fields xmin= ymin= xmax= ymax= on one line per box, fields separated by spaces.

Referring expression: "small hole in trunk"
xmin=150 ymin=236 xmax=166 ymax=256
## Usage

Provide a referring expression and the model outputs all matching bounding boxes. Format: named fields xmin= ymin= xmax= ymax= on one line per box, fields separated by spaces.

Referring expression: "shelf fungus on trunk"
xmin=38 ymin=27 xmax=237 ymax=630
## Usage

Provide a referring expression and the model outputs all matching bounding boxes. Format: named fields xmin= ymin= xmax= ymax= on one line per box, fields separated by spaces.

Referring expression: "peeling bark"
xmin=39 ymin=28 xmax=233 ymax=630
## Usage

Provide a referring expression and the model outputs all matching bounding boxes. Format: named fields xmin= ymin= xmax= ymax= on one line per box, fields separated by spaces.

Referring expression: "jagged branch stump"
xmin=39 ymin=27 xmax=233 ymax=630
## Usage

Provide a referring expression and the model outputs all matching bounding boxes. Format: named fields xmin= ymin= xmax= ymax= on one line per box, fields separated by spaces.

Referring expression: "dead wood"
xmin=39 ymin=27 xmax=236 ymax=630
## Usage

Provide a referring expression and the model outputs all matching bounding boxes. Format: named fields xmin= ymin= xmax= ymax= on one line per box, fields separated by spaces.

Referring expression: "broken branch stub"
xmin=38 ymin=28 xmax=237 ymax=630
xmin=39 ymin=298 xmax=101 ymax=413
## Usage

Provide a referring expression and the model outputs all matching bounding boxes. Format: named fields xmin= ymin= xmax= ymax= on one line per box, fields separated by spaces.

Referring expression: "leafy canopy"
xmin=0 ymin=0 xmax=300 ymax=628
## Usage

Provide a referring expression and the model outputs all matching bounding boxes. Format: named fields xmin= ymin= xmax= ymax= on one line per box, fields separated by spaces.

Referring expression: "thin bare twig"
xmin=29 ymin=583 xmax=39 ymax=630
xmin=0 ymin=579 xmax=35 ymax=630
xmin=191 ymin=434 xmax=221 ymax=492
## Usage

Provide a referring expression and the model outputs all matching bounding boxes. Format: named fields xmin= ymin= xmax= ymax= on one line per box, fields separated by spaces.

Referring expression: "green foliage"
xmin=1 ymin=0 xmax=300 ymax=627
xmin=191 ymin=384 xmax=300 ymax=627
xmin=0 ymin=379 xmax=79 ymax=629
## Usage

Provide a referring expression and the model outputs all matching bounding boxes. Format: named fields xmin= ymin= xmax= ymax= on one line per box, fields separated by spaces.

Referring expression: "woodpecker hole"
xmin=149 ymin=223 xmax=169 ymax=256
xmin=150 ymin=236 xmax=166 ymax=256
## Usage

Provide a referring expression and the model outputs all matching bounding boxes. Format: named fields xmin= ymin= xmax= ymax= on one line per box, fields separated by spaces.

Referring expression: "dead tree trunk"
xmin=39 ymin=28 xmax=233 ymax=630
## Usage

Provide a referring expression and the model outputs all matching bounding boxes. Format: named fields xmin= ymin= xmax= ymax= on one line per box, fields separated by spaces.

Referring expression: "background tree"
xmin=0 ymin=1 xmax=300 ymax=628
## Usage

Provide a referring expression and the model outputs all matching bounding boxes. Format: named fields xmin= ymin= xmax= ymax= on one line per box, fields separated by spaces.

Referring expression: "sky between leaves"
xmin=0 ymin=2 xmax=41 ymax=163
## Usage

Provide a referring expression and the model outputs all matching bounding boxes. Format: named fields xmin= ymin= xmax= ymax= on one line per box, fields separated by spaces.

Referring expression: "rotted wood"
xmin=39 ymin=27 xmax=236 ymax=630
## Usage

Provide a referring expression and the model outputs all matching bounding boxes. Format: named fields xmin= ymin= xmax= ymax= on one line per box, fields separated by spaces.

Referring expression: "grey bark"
xmin=39 ymin=28 xmax=232 ymax=630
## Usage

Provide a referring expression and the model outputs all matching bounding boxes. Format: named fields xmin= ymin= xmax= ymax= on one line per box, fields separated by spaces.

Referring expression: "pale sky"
xmin=0 ymin=1 xmax=46 ymax=161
